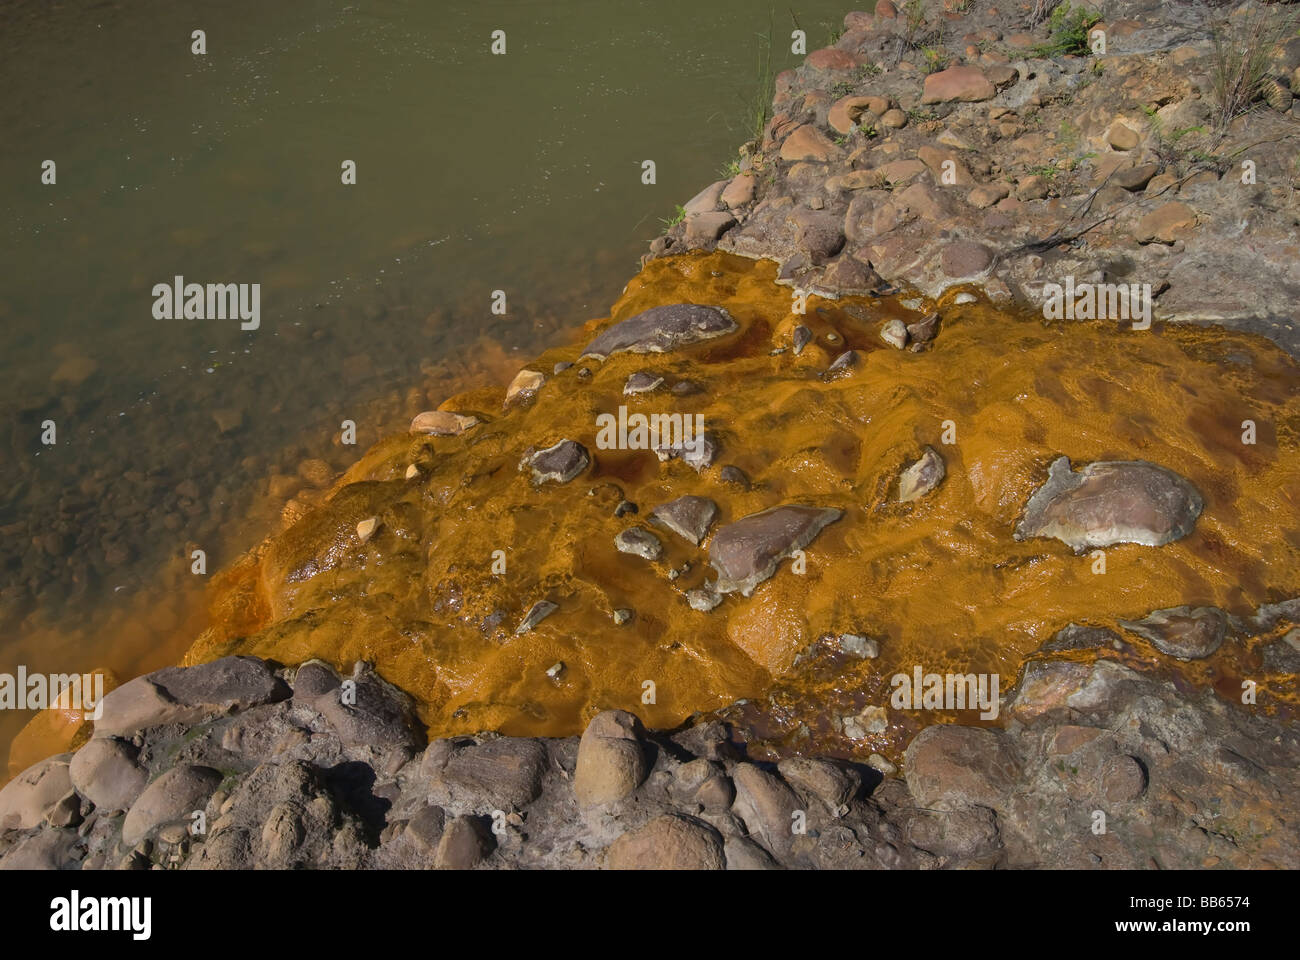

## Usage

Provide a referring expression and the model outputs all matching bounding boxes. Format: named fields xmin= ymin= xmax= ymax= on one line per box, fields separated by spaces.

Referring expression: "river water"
xmin=0 ymin=0 xmax=861 ymax=766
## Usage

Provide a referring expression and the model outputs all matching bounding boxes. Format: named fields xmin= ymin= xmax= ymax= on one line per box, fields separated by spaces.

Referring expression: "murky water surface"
xmin=0 ymin=0 xmax=857 ymax=766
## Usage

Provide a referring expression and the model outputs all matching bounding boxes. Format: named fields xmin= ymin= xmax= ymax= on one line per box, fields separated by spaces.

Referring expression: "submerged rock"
xmin=898 ymin=446 xmax=945 ymax=503
xmin=581 ymin=304 xmax=737 ymax=360
xmin=410 ymin=410 xmax=479 ymax=436
xmin=651 ymin=495 xmax=719 ymax=546
xmin=719 ymin=465 xmax=751 ymax=490
xmin=623 ymin=371 xmax=664 ymax=395
xmin=614 ymin=526 xmax=663 ymax=561
xmin=655 ymin=431 xmax=718 ymax=471
xmin=1118 ymin=605 xmax=1227 ymax=661
xmin=906 ymin=312 xmax=939 ymax=343
xmin=709 ymin=505 xmax=843 ymax=596
xmin=520 ymin=439 xmax=590 ymax=484
xmin=1014 ymin=457 xmax=1203 ymax=554
xmin=824 ymin=350 xmax=859 ymax=380
xmin=516 ymin=600 xmax=558 ymax=635
xmin=686 ymin=586 xmax=723 ymax=612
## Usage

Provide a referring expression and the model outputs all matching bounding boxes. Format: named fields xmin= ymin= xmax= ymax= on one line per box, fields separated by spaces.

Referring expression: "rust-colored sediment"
xmin=180 ymin=252 xmax=1300 ymax=757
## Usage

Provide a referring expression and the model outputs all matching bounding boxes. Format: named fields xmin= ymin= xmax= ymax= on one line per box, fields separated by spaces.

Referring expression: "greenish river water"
xmin=0 ymin=0 xmax=861 ymax=765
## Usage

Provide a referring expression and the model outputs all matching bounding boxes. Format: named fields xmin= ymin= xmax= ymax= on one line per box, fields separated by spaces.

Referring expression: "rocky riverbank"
xmin=3 ymin=0 xmax=1299 ymax=869
xmin=1 ymin=640 xmax=1297 ymax=869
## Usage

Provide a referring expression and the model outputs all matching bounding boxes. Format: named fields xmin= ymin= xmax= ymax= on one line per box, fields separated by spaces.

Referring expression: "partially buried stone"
xmin=837 ymin=633 xmax=879 ymax=658
xmin=709 ymin=505 xmax=844 ymax=596
xmin=356 ymin=516 xmax=379 ymax=544
xmin=614 ymin=526 xmax=663 ymax=561
xmin=898 ymin=446 xmax=945 ymax=503
xmin=793 ymin=325 xmax=813 ymax=355
xmin=880 ymin=319 xmax=909 ymax=349
xmin=613 ymin=608 xmax=633 ymax=625
xmin=580 ymin=304 xmax=738 ymax=361
xmin=907 ymin=312 xmax=939 ymax=342
xmin=516 ymin=600 xmax=558 ymax=635
xmin=520 ymin=439 xmax=590 ymax=484
xmin=651 ymin=495 xmax=719 ymax=546
xmin=656 ymin=431 xmax=718 ymax=471
xmin=824 ymin=350 xmax=859 ymax=379
xmin=410 ymin=410 xmax=479 ymax=436
xmin=1014 ymin=456 xmax=1203 ymax=553
xmin=686 ymin=587 xmax=723 ymax=612
xmin=505 ymin=368 xmax=545 ymax=404
xmin=719 ymin=465 xmax=751 ymax=490
xmin=624 ymin=371 xmax=664 ymax=395
xmin=1117 ymin=605 xmax=1227 ymax=660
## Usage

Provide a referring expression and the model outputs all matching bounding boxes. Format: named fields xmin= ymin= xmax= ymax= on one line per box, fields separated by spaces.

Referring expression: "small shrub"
xmin=1209 ymin=4 xmax=1298 ymax=131
xmin=1034 ymin=2 xmax=1102 ymax=57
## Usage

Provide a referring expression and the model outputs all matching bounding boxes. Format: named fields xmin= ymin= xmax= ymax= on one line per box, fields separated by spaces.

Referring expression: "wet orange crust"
xmin=181 ymin=252 xmax=1300 ymax=756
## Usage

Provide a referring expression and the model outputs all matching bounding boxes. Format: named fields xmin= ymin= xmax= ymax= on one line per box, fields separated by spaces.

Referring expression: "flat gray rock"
xmin=708 ymin=504 xmax=843 ymax=596
xmin=433 ymin=738 xmax=549 ymax=812
xmin=651 ymin=495 xmax=719 ymax=546
xmin=520 ymin=439 xmax=590 ymax=484
xmin=1118 ymin=605 xmax=1227 ymax=660
xmin=1014 ymin=456 xmax=1203 ymax=554
xmin=94 ymin=656 xmax=289 ymax=739
xmin=581 ymin=304 xmax=737 ymax=360
xmin=314 ymin=662 xmax=423 ymax=751
xmin=150 ymin=656 xmax=289 ymax=712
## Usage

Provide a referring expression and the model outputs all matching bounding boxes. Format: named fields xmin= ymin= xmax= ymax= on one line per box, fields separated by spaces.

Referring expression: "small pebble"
xmin=613 ymin=608 xmax=633 ymax=625
xmin=356 ymin=517 xmax=380 ymax=543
